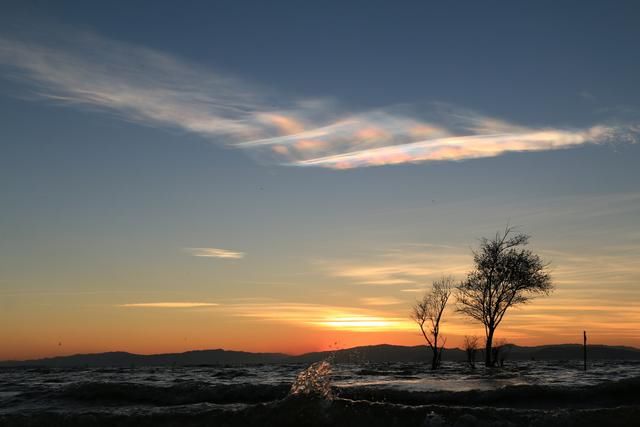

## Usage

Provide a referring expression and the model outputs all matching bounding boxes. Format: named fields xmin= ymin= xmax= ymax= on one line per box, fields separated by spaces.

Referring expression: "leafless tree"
xmin=457 ymin=227 xmax=553 ymax=367
xmin=411 ymin=276 xmax=454 ymax=370
xmin=464 ymin=335 xmax=479 ymax=369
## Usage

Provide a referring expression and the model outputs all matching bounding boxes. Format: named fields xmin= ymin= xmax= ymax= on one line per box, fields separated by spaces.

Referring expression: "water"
xmin=1 ymin=361 xmax=640 ymax=426
xmin=334 ymin=359 xmax=640 ymax=391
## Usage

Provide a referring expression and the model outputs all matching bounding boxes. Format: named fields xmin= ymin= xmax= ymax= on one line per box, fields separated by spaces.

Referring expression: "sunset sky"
xmin=1 ymin=1 xmax=640 ymax=360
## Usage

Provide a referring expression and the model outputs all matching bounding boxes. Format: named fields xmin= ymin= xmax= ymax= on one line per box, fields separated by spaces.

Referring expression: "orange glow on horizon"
xmin=4 ymin=312 xmax=639 ymax=361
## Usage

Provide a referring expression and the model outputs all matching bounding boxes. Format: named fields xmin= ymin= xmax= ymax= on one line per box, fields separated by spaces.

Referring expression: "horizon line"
xmin=3 ymin=341 xmax=638 ymax=363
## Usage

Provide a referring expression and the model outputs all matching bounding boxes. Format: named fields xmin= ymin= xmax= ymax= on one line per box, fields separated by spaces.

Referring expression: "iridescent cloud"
xmin=290 ymin=125 xmax=617 ymax=169
xmin=0 ymin=30 xmax=636 ymax=169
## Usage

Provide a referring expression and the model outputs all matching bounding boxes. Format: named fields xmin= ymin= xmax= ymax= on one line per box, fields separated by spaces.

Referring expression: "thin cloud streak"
xmin=0 ymin=31 xmax=637 ymax=169
xmin=360 ymin=297 xmax=403 ymax=306
xmin=120 ymin=302 xmax=219 ymax=308
xmin=184 ymin=247 xmax=245 ymax=259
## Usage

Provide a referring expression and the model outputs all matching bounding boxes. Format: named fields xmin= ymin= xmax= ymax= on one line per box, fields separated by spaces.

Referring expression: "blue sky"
xmin=1 ymin=1 xmax=639 ymax=358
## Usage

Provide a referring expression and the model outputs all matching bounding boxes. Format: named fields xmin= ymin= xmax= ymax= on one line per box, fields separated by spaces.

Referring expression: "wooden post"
xmin=583 ymin=331 xmax=587 ymax=371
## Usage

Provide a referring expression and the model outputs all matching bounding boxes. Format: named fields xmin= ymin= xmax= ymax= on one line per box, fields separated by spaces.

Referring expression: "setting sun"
xmin=312 ymin=316 xmax=414 ymax=332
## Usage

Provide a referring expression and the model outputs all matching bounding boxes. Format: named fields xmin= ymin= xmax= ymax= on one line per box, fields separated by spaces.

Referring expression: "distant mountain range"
xmin=2 ymin=344 xmax=639 ymax=367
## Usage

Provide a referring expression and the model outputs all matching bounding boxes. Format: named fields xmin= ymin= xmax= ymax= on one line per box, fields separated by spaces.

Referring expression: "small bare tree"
xmin=457 ymin=227 xmax=552 ymax=367
xmin=464 ymin=336 xmax=479 ymax=369
xmin=411 ymin=276 xmax=453 ymax=370
xmin=492 ymin=338 xmax=511 ymax=368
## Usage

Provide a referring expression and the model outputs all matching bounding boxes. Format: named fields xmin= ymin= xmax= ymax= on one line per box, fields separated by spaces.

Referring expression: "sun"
xmin=311 ymin=315 xmax=413 ymax=332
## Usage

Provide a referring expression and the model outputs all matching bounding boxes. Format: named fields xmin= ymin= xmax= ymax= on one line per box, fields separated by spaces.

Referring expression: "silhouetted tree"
xmin=412 ymin=276 xmax=453 ymax=370
xmin=457 ymin=227 xmax=552 ymax=367
xmin=464 ymin=335 xmax=479 ymax=369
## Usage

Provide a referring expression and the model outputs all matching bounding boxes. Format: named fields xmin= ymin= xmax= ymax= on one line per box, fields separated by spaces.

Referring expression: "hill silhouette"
xmin=2 ymin=343 xmax=639 ymax=367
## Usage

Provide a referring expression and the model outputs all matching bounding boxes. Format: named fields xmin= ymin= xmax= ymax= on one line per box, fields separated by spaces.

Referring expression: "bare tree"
xmin=411 ymin=276 xmax=454 ymax=370
xmin=464 ymin=335 xmax=479 ymax=369
xmin=457 ymin=227 xmax=552 ymax=367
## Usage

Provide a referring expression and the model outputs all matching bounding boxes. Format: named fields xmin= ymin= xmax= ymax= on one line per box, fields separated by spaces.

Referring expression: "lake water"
xmin=2 ymin=360 xmax=640 ymax=426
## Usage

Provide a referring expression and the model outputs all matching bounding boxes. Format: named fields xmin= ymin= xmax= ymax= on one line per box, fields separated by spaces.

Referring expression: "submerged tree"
xmin=464 ymin=335 xmax=479 ymax=369
xmin=412 ymin=276 xmax=454 ymax=370
xmin=457 ymin=227 xmax=553 ymax=367
xmin=492 ymin=338 xmax=511 ymax=368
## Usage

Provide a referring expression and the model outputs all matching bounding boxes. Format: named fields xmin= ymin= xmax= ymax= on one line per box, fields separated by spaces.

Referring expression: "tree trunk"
xmin=431 ymin=333 xmax=439 ymax=370
xmin=485 ymin=329 xmax=494 ymax=367
xmin=431 ymin=347 xmax=438 ymax=370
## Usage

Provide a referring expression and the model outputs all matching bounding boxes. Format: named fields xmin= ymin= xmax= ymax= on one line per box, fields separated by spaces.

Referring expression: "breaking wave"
xmin=289 ymin=360 xmax=333 ymax=398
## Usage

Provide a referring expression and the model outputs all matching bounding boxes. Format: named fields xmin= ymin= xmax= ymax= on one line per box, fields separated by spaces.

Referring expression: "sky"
xmin=1 ymin=1 xmax=640 ymax=360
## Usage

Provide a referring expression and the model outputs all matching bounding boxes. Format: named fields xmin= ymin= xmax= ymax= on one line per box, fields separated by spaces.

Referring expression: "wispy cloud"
xmin=291 ymin=125 xmax=617 ymax=169
xmin=400 ymin=288 xmax=427 ymax=293
xmin=0 ymin=30 xmax=637 ymax=169
xmin=580 ymin=90 xmax=596 ymax=101
xmin=360 ymin=297 xmax=403 ymax=306
xmin=0 ymin=32 xmax=270 ymax=139
xmin=184 ymin=247 xmax=245 ymax=259
xmin=120 ymin=302 xmax=219 ymax=308
xmin=323 ymin=246 xmax=469 ymax=286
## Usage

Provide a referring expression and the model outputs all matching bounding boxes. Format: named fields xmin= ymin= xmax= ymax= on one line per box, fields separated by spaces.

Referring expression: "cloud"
xmin=184 ymin=247 xmax=245 ymax=259
xmin=291 ymin=125 xmax=617 ymax=169
xmin=0 ymin=30 xmax=637 ymax=169
xmin=120 ymin=302 xmax=219 ymax=308
xmin=324 ymin=246 xmax=469 ymax=286
xmin=356 ymin=279 xmax=417 ymax=285
xmin=0 ymin=32 xmax=295 ymax=140
xmin=580 ymin=90 xmax=596 ymax=101
xmin=360 ymin=297 xmax=403 ymax=306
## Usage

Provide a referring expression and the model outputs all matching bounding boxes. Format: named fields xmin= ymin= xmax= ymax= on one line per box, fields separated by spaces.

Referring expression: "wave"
xmin=338 ymin=376 xmax=640 ymax=409
xmin=31 ymin=381 xmax=291 ymax=405
xmin=4 ymin=376 xmax=640 ymax=426
xmin=2 ymin=395 xmax=640 ymax=427
xmin=18 ymin=375 xmax=640 ymax=409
